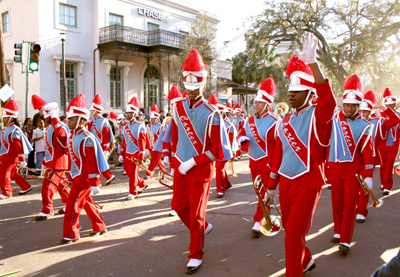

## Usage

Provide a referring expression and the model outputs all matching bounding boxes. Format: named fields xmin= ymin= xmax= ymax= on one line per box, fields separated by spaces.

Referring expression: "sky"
xmin=188 ymin=0 xmax=266 ymax=49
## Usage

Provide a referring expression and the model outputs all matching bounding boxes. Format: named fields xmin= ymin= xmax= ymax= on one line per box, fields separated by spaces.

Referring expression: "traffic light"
xmin=29 ymin=43 xmax=41 ymax=71
xmin=14 ymin=43 xmax=23 ymax=63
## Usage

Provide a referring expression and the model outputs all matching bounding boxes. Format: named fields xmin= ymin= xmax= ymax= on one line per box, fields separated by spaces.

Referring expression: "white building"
xmin=2 ymin=0 xmax=219 ymax=119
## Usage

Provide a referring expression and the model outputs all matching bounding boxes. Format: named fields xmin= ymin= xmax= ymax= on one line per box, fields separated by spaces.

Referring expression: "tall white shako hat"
xmin=67 ymin=94 xmax=90 ymax=120
xmin=182 ymin=49 xmax=208 ymax=90
xmin=126 ymin=96 xmax=140 ymax=114
xmin=90 ymin=94 xmax=104 ymax=111
xmin=3 ymin=99 xmax=19 ymax=118
xmin=286 ymin=55 xmax=316 ymax=94
xmin=110 ymin=111 xmax=124 ymax=124
xmin=226 ymin=102 xmax=233 ymax=113
xmin=359 ymin=90 xmax=377 ymax=111
xmin=255 ymin=78 xmax=276 ymax=104
xmin=168 ymin=86 xmax=183 ymax=105
xmin=150 ymin=104 xmax=160 ymax=118
xmin=234 ymin=103 xmax=242 ymax=113
xmin=343 ymin=74 xmax=363 ymax=105
xmin=383 ymin=87 xmax=397 ymax=105
xmin=208 ymin=93 xmax=225 ymax=111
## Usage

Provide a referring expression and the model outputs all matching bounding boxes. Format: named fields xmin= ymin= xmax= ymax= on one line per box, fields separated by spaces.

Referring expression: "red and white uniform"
xmin=146 ymin=120 xmax=166 ymax=176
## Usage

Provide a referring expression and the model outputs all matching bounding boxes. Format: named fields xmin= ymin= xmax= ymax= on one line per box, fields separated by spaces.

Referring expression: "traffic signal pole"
xmin=25 ymin=56 xmax=29 ymax=119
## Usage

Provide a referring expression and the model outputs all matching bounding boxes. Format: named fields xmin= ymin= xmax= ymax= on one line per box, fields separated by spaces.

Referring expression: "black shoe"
xmin=138 ymin=184 xmax=149 ymax=194
xmin=19 ymin=187 xmax=32 ymax=195
xmin=35 ymin=216 xmax=48 ymax=221
xmin=105 ymin=175 xmax=115 ymax=186
xmin=339 ymin=244 xmax=350 ymax=255
xmin=58 ymin=238 xmax=79 ymax=245
xmin=143 ymin=175 xmax=150 ymax=180
xmin=186 ymin=264 xmax=202 ymax=274
xmin=331 ymin=236 xmax=340 ymax=243
xmin=58 ymin=208 xmax=66 ymax=215
xmin=225 ymin=184 xmax=232 ymax=190
xmin=356 ymin=218 xmax=365 ymax=223
xmin=304 ymin=262 xmax=316 ymax=273
xmin=90 ymin=229 xmax=108 ymax=236
xmin=251 ymin=229 xmax=261 ymax=238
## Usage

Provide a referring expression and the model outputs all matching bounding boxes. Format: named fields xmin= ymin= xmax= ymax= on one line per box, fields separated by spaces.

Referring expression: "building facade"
xmin=2 ymin=0 xmax=219 ymax=119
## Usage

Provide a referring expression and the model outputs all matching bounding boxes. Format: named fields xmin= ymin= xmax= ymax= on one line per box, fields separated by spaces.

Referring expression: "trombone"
xmin=229 ymin=158 xmax=237 ymax=178
xmin=16 ymin=167 xmax=46 ymax=179
xmin=253 ymin=175 xmax=282 ymax=236
xmin=158 ymin=171 xmax=174 ymax=190
xmin=356 ymin=174 xmax=383 ymax=208
xmin=128 ymin=157 xmax=153 ymax=176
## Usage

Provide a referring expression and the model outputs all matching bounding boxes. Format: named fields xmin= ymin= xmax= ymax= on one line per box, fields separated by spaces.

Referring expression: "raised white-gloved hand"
xmin=179 ymin=158 xmax=196 ymax=175
xmin=91 ymin=186 xmax=101 ymax=195
xmin=293 ymin=32 xmax=319 ymax=64
xmin=364 ymin=177 xmax=373 ymax=190
xmin=19 ymin=161 xmax=27 ymax=168
xmin=49 ymin=107 xmax=59 ymax=118
xmin=103 ymin=151 xmax=109 ymax=158
xmin=164 ymin=156 xmax=170 ymax=164
xmin=119 ymin=155 xmax=124 ymax=163
xmin=170 ymin=168 xmax=174 ymax=176
xmin=238 ymin=136 xmax=250 ymax=144
xmin=145 ymin=149 xmax=149 ymax=158
xmin=266 ymin=189 xmax=276 ymax=205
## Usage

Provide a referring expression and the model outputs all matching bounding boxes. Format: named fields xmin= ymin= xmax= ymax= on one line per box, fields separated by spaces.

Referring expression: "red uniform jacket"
xmin=43 ymin=117 xmax=69 ymax=170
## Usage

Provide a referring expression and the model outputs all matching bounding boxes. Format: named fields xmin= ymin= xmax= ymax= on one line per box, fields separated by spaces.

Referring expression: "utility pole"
xmin=0 ymin=2 xmax=7 ymax=91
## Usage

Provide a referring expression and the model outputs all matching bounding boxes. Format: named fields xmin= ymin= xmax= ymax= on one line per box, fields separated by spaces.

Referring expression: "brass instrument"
xmin=106 ymin=144 xmax=116 ymax=160
xmin=356 ymin=174 xmax=383 ymax=208
xmin=253 ymin=175 xmax=282 ymax=236
xmin=229 ymin=159 xmax=237 ymax=178
xmin=158 ymin=171 xmax=174 ymax=190
xmin=275 ymin=102 xmax=289 ymax=115
xmin=128 ymin=157 xmax=153 ymax=176
xmin=16 ymin=167 xmax=46 ymax=179
xmin=162 ymin=116 xmax=171 ymax=126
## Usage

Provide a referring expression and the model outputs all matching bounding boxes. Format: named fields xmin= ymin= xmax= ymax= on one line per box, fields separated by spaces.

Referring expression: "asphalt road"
xmin=1 ymin=155 xmax=400 ymax=277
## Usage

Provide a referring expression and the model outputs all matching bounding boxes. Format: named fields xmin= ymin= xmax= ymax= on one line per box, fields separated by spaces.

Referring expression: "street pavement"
xmin=1 ymin=154 xmax=400 ymax=277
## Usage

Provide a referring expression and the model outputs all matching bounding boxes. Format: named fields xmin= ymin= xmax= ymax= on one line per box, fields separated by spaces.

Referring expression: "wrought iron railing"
xmin=99 ymin=25 xmax=186 ymax=49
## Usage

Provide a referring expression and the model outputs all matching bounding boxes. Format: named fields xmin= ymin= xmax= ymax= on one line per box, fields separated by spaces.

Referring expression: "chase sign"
xmin=138 ymin=8 xmax=170 ymax=23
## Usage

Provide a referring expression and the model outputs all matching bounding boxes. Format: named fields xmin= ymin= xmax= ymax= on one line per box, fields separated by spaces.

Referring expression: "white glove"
xmin=49 ymin=107 xmax=59 ymax=118
xmin=145 ymin=149 xmax=149 ymax=158
xmin=103 ymin=151 xmax=109 ymax=158
xmin=91 ymin=186 xmax=101 ymax=195
xmin=364 ymin=177 xmax=373 ymax=190
xmin=266 ymin=189 xmax=276 ymax=205
xmin=178 ymin=158 xmax=196 ymax=175
xmin=164 ymin=156 xmax=169 ymax=164
xmin=170 ymin=168 xmax=174 ymax=176
xmin=293 ymin=32 xmax=319 ymax=64
xmin=238 ymin=136 xmax=250 ymax=144
xmin=19 ymin=161 xmax=27 ymax=168
xmin=119 ymin=155 xmax=124 ymax=163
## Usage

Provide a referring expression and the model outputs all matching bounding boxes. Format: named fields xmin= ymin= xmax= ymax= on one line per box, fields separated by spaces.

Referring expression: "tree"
xmin=171 ymin=13 xmax=219 ymax=98
xmin=246 ymin=0 xmax=400 ymax=95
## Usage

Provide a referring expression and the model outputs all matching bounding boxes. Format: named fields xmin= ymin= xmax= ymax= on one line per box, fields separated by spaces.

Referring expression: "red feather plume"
xmin=67 ymin=94 xmax=87 ymax=112
xmin=92 ymin=94 xmax=103 ymax=105
xmin=31 ymin=94 xmax=47 ymax=110
xmin=259 ymin=78 xmax=276 ymax=96
xmin=168 ymin=86 xmax=182 ymax=100
xmin=343 ymin=74 xmax=362 ymax=92
xmin=208 ymin=94 xmax=219 ymax=105
xmin=182 ymin=49 xmax=208 ymax=71
xmin=285 ymin=55 xmax=313 ymax=78
xmin=364 ymin=90 xmax=377 ymax=104
xmin=128 ymin=96 xmax=140 ymax=108
xmin=151 ymin=104 xmax=159 ymax=113
xmin=383 ymin=87 xmax=394 ymax=98
xmin=110 ymin=111 xmax=119 ymax=120
xmin=4 ymin=99 xmax=19 ymax=111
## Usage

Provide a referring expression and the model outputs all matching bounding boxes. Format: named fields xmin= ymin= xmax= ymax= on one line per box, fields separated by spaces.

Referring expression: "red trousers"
xmin=172 ymin=175 xmax=211 ymax=260
xmin=102 ymin=170 xmax=114 ymax=181
xmin=325 ymin=163 xmax=332 ymax=185
xmin=63 ymin=177 xmax=106 ymax=239
xmin=330 ymin=163 xmax=360 ymax=246
xmin=147 ymin=150 xmax=166 ymax=176
xmin=41 ymin=169 xmax=69 ymax=215
xmin=380 ymin=145 xmax=398 ymax=191
xmin=126 ymin=159 xmax=147 ymax=195
xmin=215 ymin=160 xmax=231 ymax=193
xmin=356 ymin=187 xmax=369 ymax=217
xmin=280 ymin=178 xmax=321 ymax=277
xmin=250 ymin=167 xmax=270 ymax=222
xmin=0 ymin=162 xmax=31 ymax=197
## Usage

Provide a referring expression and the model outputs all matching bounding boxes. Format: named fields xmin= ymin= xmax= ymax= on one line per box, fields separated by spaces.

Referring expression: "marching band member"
xmin=380 ymin=88 xmax=400 ymax=195
xmin=267 ymin=33 xmax=336 ymax=275
xmin=110 ymin=111 xmax=127 ymax=174
xmin=233 ymin=103 xmax=244 ymax=160
xmin=60 ymin=94 xmax=108 ymax=244
xmin=327 ymin=74 xmax=374 ymax=255
xmin=237 ymin=78 xmax=279 ymax=237
xmin=170 ymin=49 xmax=232 ymax=273
xmin=119 ymin=97 xmax=148 ymax=200
xmin=226 ymin=102 xmax=234 ymax=123
xmin=0 ymin=100 xmax=33 ymax=199
xmin=88 ymin=94 xmax=115 ymax=186
xmin=208 ymin=94 xmax=238 ymax=198
xmin=31 ymin=95 xmax=71 ymax=221
xmin=356 ymin=92 xmax=400 ymax=222
xmin=145 ymin=104 xmax=166 ymax=180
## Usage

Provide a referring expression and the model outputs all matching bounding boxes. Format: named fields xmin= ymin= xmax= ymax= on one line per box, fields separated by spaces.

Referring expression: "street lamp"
xmin=60 ymin=31 xmax=67 ymax=114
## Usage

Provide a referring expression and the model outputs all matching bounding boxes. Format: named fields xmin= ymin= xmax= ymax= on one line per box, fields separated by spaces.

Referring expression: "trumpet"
xmin=158 ymin=171 xmax=174 ymax=190
xmin=128 ymin=157 xmax=153 ymax=176
xmin=229 ymin=158 xmax=237 ymax=178
xmin=253 ymin=175 xmax=282 ymax=236
xmin=356 ymin=174 xmax=383 ymax=208
xmin=16 ymin=167 xmax=46 ymax=179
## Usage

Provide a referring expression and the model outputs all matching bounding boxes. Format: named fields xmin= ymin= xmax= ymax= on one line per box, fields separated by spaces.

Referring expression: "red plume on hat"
xmin=234 ymin=103 xmax=242 ymax=112
xmin=150 ymin=104 xmax=160 ymax=118
xmin=383 ymin=87 xmax=397 ymax=105
xmin=286 ymin=55 xmax=316 ymax=93
xmin=127 ymin=96 xmax=140 ymax=113
xmin=151 ymin=104 xmax=159 ymax=113
xmin=343 ymin=74 xmax=363 ymax=92
xmin=32 ymin=94 xmax=47 ymax=110
xmin=3 ymin=99 xmax=19 ymax=118
xmin=226 ymin=102 xmax=233 ymax=112
xmin=285 ymin=55 xmax=313 ymax=78
xmin=91 ymin=94 xmax=104 ymax=111
xmin=208 ymin=94 xmax=219 ymax=105
xmin=255 ymin=78 xmax=276 ymax=104
xmin=360 ymin=90 xmax=377 ymax=111
xmin=168 ymin=86 xmax=182 ymax=101
xmin=343 ymin=74 xmax=363 ymax=104
xmin=110 ymin=111 xmax=119 ymax=120
xmin=182 ymin=49 xmax=208 ymax=71
xmin=383 ymin=87 xmax=394 ymax=98
xmin=67 ymin=93 xmax=87 ymax=112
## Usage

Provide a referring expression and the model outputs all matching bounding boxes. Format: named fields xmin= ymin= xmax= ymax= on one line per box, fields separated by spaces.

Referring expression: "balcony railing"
xmin=99 ymin=25 xmax=186 ymax=49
